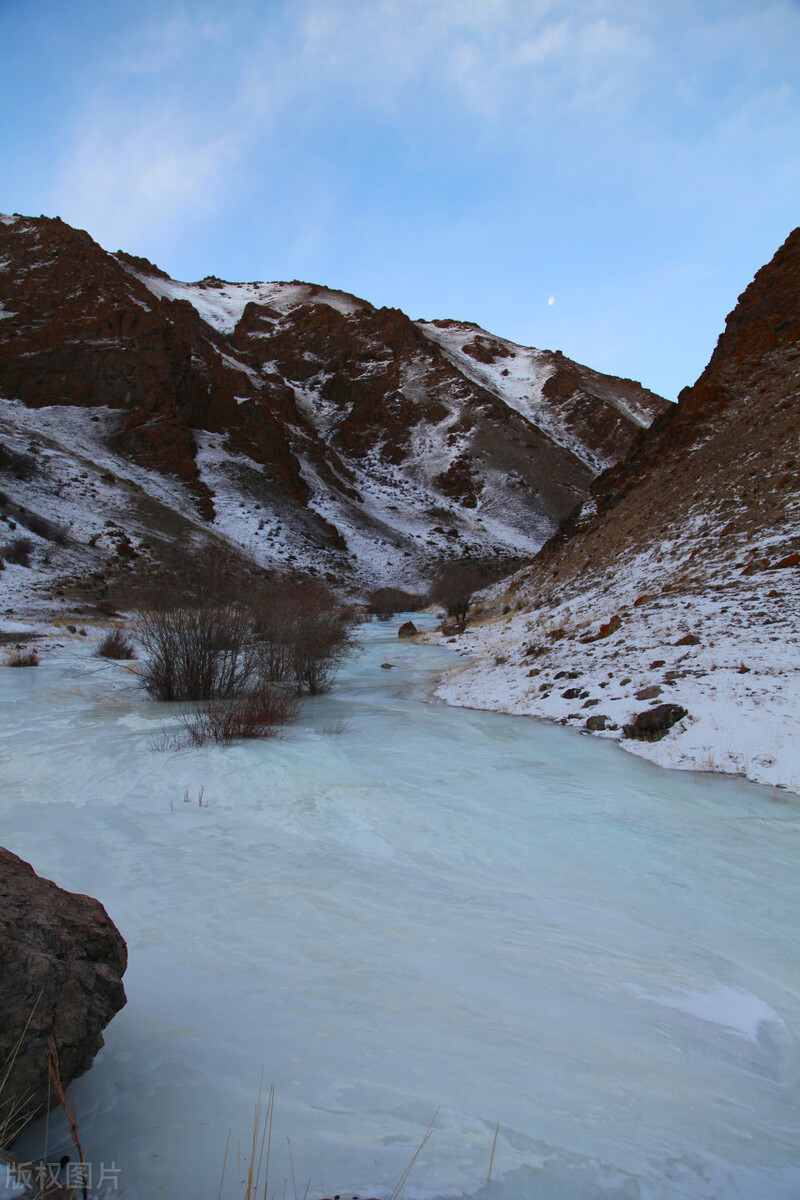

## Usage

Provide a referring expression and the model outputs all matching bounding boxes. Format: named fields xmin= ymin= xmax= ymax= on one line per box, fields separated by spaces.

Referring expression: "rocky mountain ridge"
xmin=0 ymin=212 xmax=666 ymax=606
xmin=431 ymin=228 xmax=800 ymax=793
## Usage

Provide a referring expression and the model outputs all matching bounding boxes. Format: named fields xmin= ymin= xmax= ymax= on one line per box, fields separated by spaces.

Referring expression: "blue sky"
xmin=2 ymin=0 xmax=799 ymax=400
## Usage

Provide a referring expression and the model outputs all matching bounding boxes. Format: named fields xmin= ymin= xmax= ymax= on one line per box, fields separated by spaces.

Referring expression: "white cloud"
xmin=53 ymin=106 xmax=241 ymax=251
xmin=259 ymin=0 xmax=654 ymax=124
xmin=44 ymin=0 xmax=800 ymax=252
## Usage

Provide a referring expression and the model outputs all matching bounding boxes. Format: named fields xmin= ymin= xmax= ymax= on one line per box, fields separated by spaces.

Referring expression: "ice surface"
xmin=625 ymin=984 xmax=785 ymax=1042
xmin=2 ymin=618 xmax=800 ymax=1200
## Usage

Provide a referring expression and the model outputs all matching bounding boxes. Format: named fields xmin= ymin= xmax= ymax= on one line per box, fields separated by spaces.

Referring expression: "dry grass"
xmin=314 ymin=719 xmax=350 ymax=735
xmin=173 ymin=687 xmax=301 ymax=747
xmin=4 ymin=646 xmax=39 ymax=667
xmin=94 ymin=628 xmax=136 ymax=660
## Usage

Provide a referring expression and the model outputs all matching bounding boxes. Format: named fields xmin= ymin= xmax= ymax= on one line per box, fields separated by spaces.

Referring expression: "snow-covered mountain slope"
xmin=0 ymin=213 xmax=666 ymax=610
xmin=427 ymin=227 xmax=800 ymax=793
xmin=419 ymin=319 xmax=660 ymax=474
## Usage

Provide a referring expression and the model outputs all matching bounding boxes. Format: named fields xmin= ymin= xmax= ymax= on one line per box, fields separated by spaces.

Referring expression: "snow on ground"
xmin=0 ymin=398 xmax=213 ymax=615
xmin=418 ymin=319 xmax=652 ymax=474
xmin=0 ymin=388 xmax=545 ymax=617
xmin=428 ymin=565 xmax=800 ymax=796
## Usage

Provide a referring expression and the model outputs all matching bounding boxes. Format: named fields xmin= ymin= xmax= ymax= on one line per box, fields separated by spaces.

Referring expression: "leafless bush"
xmin=1 ymin=537 xmax=34 ymax=568
xmin=251 ymin=584 xmax=298 ymax=684
xmin=5 ymin=646 xmax=39 ymax=667
xmin=136 ymin=561 xmax=358 ymax=708
xmin=95 ymin=628 xmax=137 ymax=660
xmin=289 ymin=586 xmax=358 ymax=694
xmin=23 ymin=511 xmax=68 ymax=544
xmin=367 ymin=586 xmax=424 ymax=620
xmin=136 ymin=601 xmax=258 ymax=701
xmin=176 ymin=686 xmax=301 ymax=746
xmin=253 ymin=580 xmax=359 ymax=695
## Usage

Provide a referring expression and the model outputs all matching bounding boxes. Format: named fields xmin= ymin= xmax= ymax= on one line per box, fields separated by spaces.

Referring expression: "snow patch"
xmin=130 ymin=273 xmax=365 ymax=334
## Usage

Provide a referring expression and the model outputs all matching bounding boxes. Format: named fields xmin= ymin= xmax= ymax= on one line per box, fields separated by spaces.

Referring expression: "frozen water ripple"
xmin=2 ymin=617 xmax=800 ymax=1199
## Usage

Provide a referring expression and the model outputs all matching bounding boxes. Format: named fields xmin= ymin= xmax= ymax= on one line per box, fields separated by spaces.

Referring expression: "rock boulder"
xmin=0 ymin=847 xmax=127 ymax=1137
xmin=623 ymin=704 xmax=688 ymax=742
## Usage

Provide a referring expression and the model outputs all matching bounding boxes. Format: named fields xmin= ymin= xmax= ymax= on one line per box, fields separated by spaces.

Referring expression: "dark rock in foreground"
xmin=398 ymin=621 xmax=418 ymax=638
xmin=0 ymin=847 xmax=127 ymax=1137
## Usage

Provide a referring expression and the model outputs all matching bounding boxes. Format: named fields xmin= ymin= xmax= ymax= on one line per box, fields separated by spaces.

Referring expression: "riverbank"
xmin=423 ymin=564 xmax=800 ymax=797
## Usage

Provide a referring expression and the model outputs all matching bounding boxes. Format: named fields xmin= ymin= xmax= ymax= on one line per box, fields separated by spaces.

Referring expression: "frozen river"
xmin=2 ymin=617 xmax=800 ymax=1200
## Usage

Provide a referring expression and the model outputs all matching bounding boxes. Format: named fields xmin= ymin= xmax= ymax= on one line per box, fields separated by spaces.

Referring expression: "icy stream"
xmin=2 ymin=617 xmax=800 ymax=1200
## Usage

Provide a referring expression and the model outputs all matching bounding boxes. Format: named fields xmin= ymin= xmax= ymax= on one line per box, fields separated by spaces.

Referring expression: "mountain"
xmin=432 ymin=228 xmax=800 ymax=792
xmin=0 ymin=212 xmax=666 ymax=610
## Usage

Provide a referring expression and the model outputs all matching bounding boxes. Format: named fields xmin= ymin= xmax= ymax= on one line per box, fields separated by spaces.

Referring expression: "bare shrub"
xmin=253 ymin=580 xmax=359 ymax=695
xmin=176 ymin=687 xmax=300 ymax=746
xmin=134 ymin=544 xmax=268 ymax=701
xmin=23 ymin=511 xmax=68 ymax=545
xmin=288 ymin=583 xmax=357 ymax=695
xmin=251 ymin=584 xmax=298 ymax=684
xmin=95 ymin=628 xmax=137 ymax=660
xmin=1 ymin=537 xmax=34 ymax=568
xmin=5 ymin=646 xmax=39 ymax=667
xmin=0 ymin=441 xmax=37 ymax=481
xmin=367 ymin=586 xmax=424 ymax=620
xmin=136 ymin=601 xmax=257 ymax=701
xmin=137 ymin=560 xmax=358 ymax=710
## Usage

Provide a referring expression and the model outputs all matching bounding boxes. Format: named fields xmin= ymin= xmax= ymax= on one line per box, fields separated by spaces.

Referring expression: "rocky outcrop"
xmin=623 ymin=704 xmax=688 ymax=742
xmin=0 ymin=847 xmax=127 ymax=1137
xmin=519 ymin=226 xmax=800 ymax=595
xmin=0 ymin=213 xmax=668 ymax=586
xmin=555 ymin=227 xmax=800 ymax=547
xmin=398 ymin=621 xmax=418 ymax=638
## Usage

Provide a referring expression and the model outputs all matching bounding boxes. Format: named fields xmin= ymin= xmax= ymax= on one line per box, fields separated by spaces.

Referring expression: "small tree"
xmin=429 ymin=562 xmax=488 ymax=631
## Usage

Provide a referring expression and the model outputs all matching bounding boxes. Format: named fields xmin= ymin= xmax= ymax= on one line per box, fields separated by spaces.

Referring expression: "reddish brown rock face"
xmin=516 ymin=225 xmax=800 ymax=605
xmin=0 ymin=217 xmax=314 ymax=517
xmin=0 ymin=213 xmax=669 ymax=579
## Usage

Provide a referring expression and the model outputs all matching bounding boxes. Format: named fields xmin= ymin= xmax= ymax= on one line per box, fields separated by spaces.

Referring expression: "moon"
xmin=548 ymin=296 xmax=555 ymax=306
